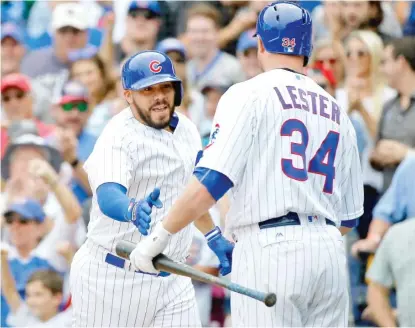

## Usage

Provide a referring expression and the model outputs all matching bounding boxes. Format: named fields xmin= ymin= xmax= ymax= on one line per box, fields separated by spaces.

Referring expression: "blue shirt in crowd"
xmin=70 ymin=131 xmax=97 ymax=204
xmin=373 ymin=153 xmax=415 ymax=224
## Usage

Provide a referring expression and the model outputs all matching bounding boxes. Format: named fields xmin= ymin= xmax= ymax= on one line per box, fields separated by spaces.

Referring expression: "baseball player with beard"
xmin=129 ymin=2 xmax=364 ymax=327
xmin=69 ymin=51 xmax=233 ymax=327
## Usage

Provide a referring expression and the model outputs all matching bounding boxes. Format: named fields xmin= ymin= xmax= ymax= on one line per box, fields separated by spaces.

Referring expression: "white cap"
xmin=51 ymin=3 xmax=88 ymax=31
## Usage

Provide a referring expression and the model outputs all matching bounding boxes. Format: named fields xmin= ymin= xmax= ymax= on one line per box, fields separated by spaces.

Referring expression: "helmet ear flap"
xmin=173 ymin=81 xmax=183 ymax=106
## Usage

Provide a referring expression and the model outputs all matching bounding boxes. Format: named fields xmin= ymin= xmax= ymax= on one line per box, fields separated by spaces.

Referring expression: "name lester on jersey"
xmin=274 ymin=85 xmax=341 ymax=125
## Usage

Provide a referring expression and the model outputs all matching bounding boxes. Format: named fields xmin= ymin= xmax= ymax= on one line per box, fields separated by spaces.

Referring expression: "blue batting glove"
xmin=126 ymin=187 xmax=163 ymax=236
xmin=205 ymin=227 xmax=234 ymax=276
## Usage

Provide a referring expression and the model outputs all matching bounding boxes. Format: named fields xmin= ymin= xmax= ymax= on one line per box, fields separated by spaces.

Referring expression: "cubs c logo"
xmin=149 ymin=60 xmax=162 ymax=73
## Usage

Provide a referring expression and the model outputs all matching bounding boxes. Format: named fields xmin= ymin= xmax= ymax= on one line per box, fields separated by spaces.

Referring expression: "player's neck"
xmin=261 ymin=56 xmax=304 ymax=74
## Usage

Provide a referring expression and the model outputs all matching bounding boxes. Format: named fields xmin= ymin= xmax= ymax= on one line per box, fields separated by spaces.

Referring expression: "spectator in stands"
xmin=1 ymin=74 xmax=55 ymax=158
xmin=21 ymin=3 xmax=88 ymax=95
xmin=186 ymin=3 xmax=245 ymax=92
xmin=48 ymin=80 xmax=96 ymax=205
xmin=309 ymin=39 xmax=346 ymax=87
xmin=200 ymin=82 xmax=230 ymax=147
xmin=68 ymin=47 xmax=117 ymax=137
xmin=1 ymin=252 xmax=71 ymax=327
xmin=395 ymin=1 xmax=415 ymax=36
xmin=156 ymin=37 xmax=205 ymax=131
xmin=336 ymin=30 xmax=396 ymax=240
xmin=306 ymin=64 xmax=337 ymax=97
xmin=364 ymin=217 xmax=415 ymax=327
xmin=370 ymin=37 xmax=415 ymax=192
xmin=340 ymin=1 xmax=371 ymax=40
xmin=114 ymin=0 xmax=162 ymax=64
xmin=352 ymin=153 xmax=415 ymax=256
xmin=311 ymin=1 xmax=343 ymax=41
xmin=236 ymin=29 xmax=262 ymax=80
xmin=1 ymin=23 xmax=25 ymax=76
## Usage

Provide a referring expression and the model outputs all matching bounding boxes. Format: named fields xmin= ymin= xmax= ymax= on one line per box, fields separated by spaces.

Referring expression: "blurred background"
xmin=1 ymin=0 xmax=414 ymax=327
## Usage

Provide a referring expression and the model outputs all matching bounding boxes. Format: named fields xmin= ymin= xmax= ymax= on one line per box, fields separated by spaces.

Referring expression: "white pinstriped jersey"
xmin=197 ymin=68 xmax=364 ymax=230
xmin=84 ymin=107 xmax=201 ymax=261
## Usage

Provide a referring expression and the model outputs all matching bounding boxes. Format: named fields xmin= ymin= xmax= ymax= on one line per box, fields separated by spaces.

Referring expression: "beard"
xmin=131 ymin=99 xmax=175 ymax=130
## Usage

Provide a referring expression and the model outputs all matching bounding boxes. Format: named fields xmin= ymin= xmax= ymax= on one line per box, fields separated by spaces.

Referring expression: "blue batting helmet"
xmin=255 ymin=1 xmax=313 ymax=66
xmin=122 ymin=51 xmax=183 ymax=106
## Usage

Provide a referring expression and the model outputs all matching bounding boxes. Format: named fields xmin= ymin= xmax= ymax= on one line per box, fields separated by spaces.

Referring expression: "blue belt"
xmin=259 ymin=212 xmax=336 ymax=230
xmin=104 ymin=253 xmax=169 ymax=277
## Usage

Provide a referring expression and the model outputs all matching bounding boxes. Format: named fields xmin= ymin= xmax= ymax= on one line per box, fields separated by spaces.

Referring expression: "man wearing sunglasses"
xmin=1 ymin=74 xmax=55 ymax=159
xmin=114 ymin=0 xmax=162 ymax=64
xmin=50 ymin=80 xmax=97 ymax=205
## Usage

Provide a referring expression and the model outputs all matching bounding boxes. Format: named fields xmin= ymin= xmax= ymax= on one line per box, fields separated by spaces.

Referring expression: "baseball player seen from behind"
xmin=69 ymin=51 xmax=233 ymax=327
xmin=129 ymin=2 xmax=364 ymax=327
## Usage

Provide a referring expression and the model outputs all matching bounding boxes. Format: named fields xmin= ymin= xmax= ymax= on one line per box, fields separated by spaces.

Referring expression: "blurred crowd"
xmin=0 ymin=0 xmax=414 ymax=327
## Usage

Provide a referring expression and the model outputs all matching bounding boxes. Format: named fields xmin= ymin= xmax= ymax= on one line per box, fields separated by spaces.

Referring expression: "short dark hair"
xmin=186 ymin=3 xmax=222 ymax=29
xmin=388 ymin=37 xmax=415 ymax=71
xmin=27 ymin=269 xmax=63 ymax=295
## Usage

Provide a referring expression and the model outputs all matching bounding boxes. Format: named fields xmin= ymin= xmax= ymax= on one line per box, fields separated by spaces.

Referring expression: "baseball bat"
xmin=116 ymin=240 xmax=276 ymax=307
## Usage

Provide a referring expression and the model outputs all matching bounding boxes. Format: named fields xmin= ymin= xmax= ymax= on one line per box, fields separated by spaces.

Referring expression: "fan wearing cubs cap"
xmin=70 ymin=50 xmax=233 ymax=327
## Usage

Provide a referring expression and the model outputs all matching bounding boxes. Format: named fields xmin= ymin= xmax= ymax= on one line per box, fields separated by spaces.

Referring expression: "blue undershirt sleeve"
xmin=193 ymin=167 xmax=234 ymax=201
xmin=96 ymin=182 xmax=130 ymax=222
xmin=340 ymin=218 xmax=359 ymax=228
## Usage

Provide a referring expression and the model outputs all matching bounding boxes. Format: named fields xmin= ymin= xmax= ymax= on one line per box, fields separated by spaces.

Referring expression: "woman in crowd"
xmin=68 ymin=47 xmax=117 ymax=137
xmin=309 ymin=38 xmax=346 ymax=88
xmin=336 ymin=30 xmax=396 ymax=239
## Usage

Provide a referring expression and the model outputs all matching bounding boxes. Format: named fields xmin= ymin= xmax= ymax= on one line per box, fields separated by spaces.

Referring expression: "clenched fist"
xmin=29 ymin=158 xmax=59 ymax=187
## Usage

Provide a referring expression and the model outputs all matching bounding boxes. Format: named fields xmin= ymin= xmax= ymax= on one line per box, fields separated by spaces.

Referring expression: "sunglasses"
xmin=316 ymin=58 xmax=337 ymax=65
xmin=129 ymin=9 xmax=159 ymax=20
xmin=61 ymin=102 xmax=88 ymax=112
xmin=5 ymin=216 xmax=31 ymax=225
xmin=2 ymin=90 xmax=26 ymax=102
xmin=346 ymin=50 xmax=368 ymax=58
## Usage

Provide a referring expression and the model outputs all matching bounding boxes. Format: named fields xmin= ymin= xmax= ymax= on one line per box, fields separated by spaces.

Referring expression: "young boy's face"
xmin=204 ymin=88 xmax=223 ymax=119
xmin=26 ymin=281 xmax=62 ymax=320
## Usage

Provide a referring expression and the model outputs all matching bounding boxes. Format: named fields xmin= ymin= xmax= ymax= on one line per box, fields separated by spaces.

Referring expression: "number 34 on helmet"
xmin=254 ymin=1 xmax=313 ymax=66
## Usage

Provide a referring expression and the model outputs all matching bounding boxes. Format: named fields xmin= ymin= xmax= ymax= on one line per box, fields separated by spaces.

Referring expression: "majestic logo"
xmin=149 ymin=60 xmax=162 ymax=73
xmin=205 ymin=123 xmax=220 ymax=149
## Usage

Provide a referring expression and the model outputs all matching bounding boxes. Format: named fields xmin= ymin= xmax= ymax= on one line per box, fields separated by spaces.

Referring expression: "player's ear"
xmin=257 ymin=37 xmax=265 ymax=54
xmin=124 ymin=90 xmax=133 ymax=105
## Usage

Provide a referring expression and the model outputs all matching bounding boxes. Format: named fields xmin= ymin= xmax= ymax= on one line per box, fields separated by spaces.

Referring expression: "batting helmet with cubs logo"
xmin=255 ymin=1 xmax=313 ymax=66
xmin=121 ymin=50 xmax=183 ymax=106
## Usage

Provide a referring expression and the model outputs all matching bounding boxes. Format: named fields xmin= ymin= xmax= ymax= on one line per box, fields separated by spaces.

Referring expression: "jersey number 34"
xmin=281 ymin=119 xmax=339 ymax=194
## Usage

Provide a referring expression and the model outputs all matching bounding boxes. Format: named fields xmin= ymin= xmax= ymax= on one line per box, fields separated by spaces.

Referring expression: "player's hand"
xmin=205 ymin=227 xmax=234 ymax=276
xmin=351 ymin=238 xmax=378 ymax=258
xmin=126 ymin=187 xmax=163 ymax=235
xmin=130 ymin=222 xmax=172 ymax=274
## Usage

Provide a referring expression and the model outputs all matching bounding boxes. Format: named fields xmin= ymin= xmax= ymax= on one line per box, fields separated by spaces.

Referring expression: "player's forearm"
xmin=367 ymin=283 xmax=397 ymax=327
xmin=194 ymin=211 xmax=216 ymax=235
xmin=163 ymin=177 xmax=216 ymax=234
xmin=0 ymin=256 xmax=21 ymax=313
